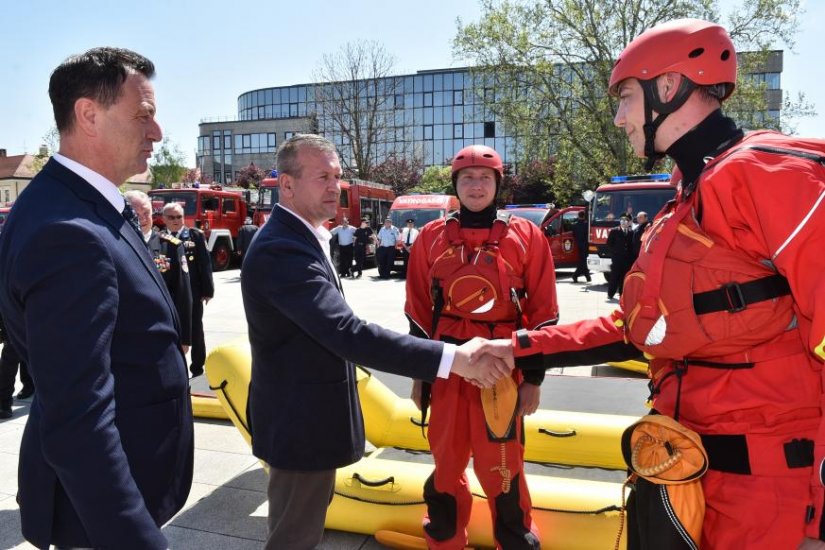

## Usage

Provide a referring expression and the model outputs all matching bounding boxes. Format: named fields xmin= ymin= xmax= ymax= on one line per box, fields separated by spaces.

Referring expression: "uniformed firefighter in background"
xmin=473 ymin=18 xmax=825 ymax=550
xmin=161 ymin=202 xmax=214 ymax=378
xmin=405 ymin=145 xmax=559 ymax=550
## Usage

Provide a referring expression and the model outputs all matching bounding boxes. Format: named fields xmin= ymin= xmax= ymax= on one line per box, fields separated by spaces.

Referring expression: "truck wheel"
xmin=212 ymin=243 xmax=231 ymax=271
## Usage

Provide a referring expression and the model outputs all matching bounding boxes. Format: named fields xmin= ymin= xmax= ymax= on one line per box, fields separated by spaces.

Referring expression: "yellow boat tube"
xmin=206 ymin=342 xmax=637 ymax=469
xmin=607 ymin=359 xmax=648 ymax=374
xmin=190 ymin=392 xmax=230 ymax=421
xmin=327 ymin=448 xmax=627 ymax=550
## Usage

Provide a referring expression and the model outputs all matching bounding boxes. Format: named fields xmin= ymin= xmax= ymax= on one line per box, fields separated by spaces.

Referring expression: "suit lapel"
xmin=44 ymin=160 xmax=181 ymax=327
xmin=273 ymin=207 xmax=343 ymax=293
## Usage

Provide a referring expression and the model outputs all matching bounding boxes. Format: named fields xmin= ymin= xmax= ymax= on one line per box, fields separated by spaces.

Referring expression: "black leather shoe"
xmin=190 ymin=368 xmax=204 ymax=378
xmin=0 ymin=409 xmax=12 ymax=420
xmin=15 ymin=387 xmax=34 ymax=400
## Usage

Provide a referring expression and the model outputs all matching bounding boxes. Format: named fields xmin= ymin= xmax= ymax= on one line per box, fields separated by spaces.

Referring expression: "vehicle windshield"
xmin=149 ymin=191 xmax=197 ymax=216
xmin=502 ymin=209 xmax=548 ymax=226
xmin=390 ymin=208 xmax=446 ymax=228
xmin=257 ymin=187 xmax=280 ymax=211
xmin=591 ymin=188 xmax=675 ymax=223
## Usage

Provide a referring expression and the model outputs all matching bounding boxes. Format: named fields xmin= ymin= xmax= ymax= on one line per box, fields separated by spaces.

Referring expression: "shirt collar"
xmin=53 ymin=153 xmax=125 ymax=212
xmin=277 ymin=203 xmax=333 ymax=244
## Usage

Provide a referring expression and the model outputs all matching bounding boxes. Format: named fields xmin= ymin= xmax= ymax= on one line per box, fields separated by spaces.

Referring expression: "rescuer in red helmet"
xmin=405 ymin=144 xmax=559 ymax=549
xmin=469 ymin=19 xmax=825 ymax=549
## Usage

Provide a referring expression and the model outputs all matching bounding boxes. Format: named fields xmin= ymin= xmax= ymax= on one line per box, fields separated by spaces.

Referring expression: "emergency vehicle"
xmin=502 ymin=204 xmax=586 ymax=269
xmin=584 ymin=174 xmax=677 ymax=278
xmin=148 ymin=186 xmax=255 ymax=272
xmin=0 ymin=205 xmax=11 ymax=234
xmin=255 ymin=171 xmax=395 ymax=264
xmin=388 ymin=194 xmax=460 ymax=271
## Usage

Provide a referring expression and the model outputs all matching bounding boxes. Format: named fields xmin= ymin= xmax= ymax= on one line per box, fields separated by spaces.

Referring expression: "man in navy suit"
xmin=241 ymin=134 xmax=513 ymax=550
xmin=0 ymin=47 xmax=193 ymax=549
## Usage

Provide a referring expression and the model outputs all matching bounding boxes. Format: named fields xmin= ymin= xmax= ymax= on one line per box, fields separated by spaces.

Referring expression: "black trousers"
xmin=0 ymin=343 xmax=31 ymax=408
xmin=377 ymin=246 xmax=395 ymax=278
xmin=191 ymin=299 xmax=206 ymax=372
xmin=337 ymin=244 xmax=354 ymax=276
xmin=353 ymin=245 xmax=367 ymax=275
xmin=572 ymin=247 xmax=591 ymax=281
xmin=608 ymin=259 xmax=629 ymax=298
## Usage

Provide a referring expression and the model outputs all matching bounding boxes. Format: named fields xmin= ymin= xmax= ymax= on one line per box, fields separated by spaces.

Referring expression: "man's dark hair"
xmin=49 ymin=47 xmax=155 ymax=133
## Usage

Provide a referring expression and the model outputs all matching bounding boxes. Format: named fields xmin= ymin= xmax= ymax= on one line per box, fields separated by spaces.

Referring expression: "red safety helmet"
xmin=609 ymin=18 xmax=737 ymax=99
xmin=451 ymin=145 xmax=504 ymax=184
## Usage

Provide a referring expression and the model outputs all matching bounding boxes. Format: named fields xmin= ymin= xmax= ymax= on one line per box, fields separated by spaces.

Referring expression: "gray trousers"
xmin=265 ymin=467 xmax=336 ymax=550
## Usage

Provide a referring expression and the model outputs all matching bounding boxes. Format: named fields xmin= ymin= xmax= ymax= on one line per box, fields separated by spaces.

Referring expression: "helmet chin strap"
xmin=639 ymin=77 xmax=696 ymax=171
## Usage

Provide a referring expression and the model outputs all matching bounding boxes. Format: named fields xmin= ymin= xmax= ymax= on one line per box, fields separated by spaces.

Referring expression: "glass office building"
xmin=198 ymin=54 xmax=782 ymax=185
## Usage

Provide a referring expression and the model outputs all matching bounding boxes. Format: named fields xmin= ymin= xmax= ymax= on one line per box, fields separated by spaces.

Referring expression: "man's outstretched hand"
xmin=451 ymin=337 xmax=514 ymax=388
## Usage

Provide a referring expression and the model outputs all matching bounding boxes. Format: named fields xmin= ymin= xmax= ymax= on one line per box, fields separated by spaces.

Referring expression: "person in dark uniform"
xmin=162 ymin=202 xmax=214 ymax=377
xmin=631 ymin=211 xmax=650 ymax=263
xmin=606 ymin=213 xmax=633 ymax=299
xmin=236 ymin=216 xmax=259 ymax=266
xmin=0 ymin=314 xmax=33 ymax=419
xmin=127 ymin=192 xmax=194 ymax=354
xmin=352 ymin=218 xmax=375 ymax=278
xmin=571 ymin=210 xmax=591 ymax=283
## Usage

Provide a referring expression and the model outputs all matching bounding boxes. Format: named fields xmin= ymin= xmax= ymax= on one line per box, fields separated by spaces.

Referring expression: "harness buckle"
xmin=723 ymin=283 xmax=747 ymax=313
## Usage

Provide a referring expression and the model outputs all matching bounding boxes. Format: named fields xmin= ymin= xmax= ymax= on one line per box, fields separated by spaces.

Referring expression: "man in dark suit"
xmin=125 ymin=191 xmax=193 ymax=353
xmin=0 ymin=47 xmax=193 ymax=550
xmin=606 ymin=213 xmax=634 ymax=299
xmin=236 ymin=216 xmax=259 ymax=265
xmin=241 ymin=134 xmax=513 ymax=550
xmin=162 ymin=202 xmax=214 ymax=377
xmin=571 ymin=210 xmax=591 ymax=283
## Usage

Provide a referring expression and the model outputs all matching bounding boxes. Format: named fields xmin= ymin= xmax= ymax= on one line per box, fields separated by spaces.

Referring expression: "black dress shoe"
xmin=0 ymin=409 xmax=12 ymax=420
xmin=15 ymin=387 xmax=34 ymax=400
xmin=190 ymin=368 xmax=204 ymax=378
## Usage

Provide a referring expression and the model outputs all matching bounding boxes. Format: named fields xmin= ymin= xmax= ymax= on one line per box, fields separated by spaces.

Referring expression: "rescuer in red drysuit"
xmin=473 ymin=19 xmax=825 ymax=550
xmin=405 ymin=145 xmax=559 ymax=549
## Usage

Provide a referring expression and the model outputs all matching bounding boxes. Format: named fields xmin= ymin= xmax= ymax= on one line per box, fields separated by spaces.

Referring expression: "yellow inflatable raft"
xmin=607 ymin=359 xmax=648 ymax=374
xmin=190 ymin=392 xmax=229 ymax=420
xmin=327 ymin=447 xmax=626 ymax=550
xmin=204 ymin=342 xmax=630 ymax=549
xmin=204 ymin=342 xmax=637 ymax=469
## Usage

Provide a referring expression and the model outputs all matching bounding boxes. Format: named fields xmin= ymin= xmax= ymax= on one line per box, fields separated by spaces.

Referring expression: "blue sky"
xmin=1 ymin=0 xmax=822 ymax=168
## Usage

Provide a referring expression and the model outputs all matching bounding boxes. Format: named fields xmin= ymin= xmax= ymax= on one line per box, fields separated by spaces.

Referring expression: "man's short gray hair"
xmin=162 ymin=202 xmax=184 ymax=216
xmin=123 ymin=190 xmax=150 ymax=208
xmin=275 ymin=134 xmax=337 ymax=179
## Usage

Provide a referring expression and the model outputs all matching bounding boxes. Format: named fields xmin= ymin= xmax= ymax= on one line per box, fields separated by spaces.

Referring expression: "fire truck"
xmin=503 ymin=204 xmax=586 ymax=269
xmin=388 ymin=194 xmax=460 ymax=272
xmin=584 ymin=174 xmax=677 ymax=279
xmin=148 ymin=186 xmax=255 ymax=272
xmin=254 ymin=171 xmax=395 ymax=264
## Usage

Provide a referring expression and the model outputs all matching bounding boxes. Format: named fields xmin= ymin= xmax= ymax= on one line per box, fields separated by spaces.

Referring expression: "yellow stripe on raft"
xmin=191 ymin=393 xmax=230 ymax=420
xmin=327 ymin=448 xmax=627 ymax=550
xmin=607 ymin=359 xmax=649 ymax=374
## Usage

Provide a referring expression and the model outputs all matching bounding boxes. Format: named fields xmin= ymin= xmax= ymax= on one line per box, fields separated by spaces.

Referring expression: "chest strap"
xmin=693 ymin=273 xmax=791 ymax=315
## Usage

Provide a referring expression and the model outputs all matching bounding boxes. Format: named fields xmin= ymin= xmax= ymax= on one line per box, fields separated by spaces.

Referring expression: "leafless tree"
xmin=313 ymin=41 xmax=400 ymax=181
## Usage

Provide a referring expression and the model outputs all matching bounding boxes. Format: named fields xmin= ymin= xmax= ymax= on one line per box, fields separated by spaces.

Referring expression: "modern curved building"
xmin=197 ymin=55 xmax=782 ymax=185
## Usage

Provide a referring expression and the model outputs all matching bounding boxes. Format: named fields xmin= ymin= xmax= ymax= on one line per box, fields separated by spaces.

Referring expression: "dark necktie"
xmin=406 ymin=230 xmax=412 ymax=246
xmin=121 ymin=202 xmax=144 ymax=241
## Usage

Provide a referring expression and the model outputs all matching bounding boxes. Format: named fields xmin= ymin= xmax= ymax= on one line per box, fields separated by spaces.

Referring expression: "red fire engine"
xmin=584 ymin=174 xmax=677 ymax=279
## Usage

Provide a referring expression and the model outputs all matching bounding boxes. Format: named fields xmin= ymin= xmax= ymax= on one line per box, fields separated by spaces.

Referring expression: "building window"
xmin=285 ymin=131 xmax=295 ymax=140
xmin=424 ymin=125 xmax=433 ymax=140
xmin=484 ymin=121 xmax=496 ymax=138
xmin=424 ymin=92 xmax=433 ymax=107
xmin=224 ymin=130 xmax=232 ymax=150
xmin=454 ymin=90 xmax=463 ymax=105
xmin=453 ymin=124 xmax=463 ymax=139
xmin=394 ymin=94 xmax=403 ymax=109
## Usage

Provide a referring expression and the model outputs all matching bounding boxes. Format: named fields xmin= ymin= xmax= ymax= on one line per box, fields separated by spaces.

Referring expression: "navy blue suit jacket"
xmin=241 ymin=206 xmax=443 ymax=470
xmin=0 ymin=159 xmax=194 ymax=549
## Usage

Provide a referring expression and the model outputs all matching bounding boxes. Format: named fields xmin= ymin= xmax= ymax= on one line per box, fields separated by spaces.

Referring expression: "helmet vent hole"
xmin=721 ymin=49 xmax=731 ymax=61
xmin=688 ymin=48 xmax=705 ymax=59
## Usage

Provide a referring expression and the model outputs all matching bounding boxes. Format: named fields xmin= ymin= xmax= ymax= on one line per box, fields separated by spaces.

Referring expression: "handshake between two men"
xmin=448 ymin=337 xmax=517 ymax=388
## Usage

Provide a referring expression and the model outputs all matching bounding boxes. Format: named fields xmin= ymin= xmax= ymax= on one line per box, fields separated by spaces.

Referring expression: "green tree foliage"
xmin=149 ymin=137 xmax=187 ymax=189
xmin=412 ymin=166 xmax=455 ymax=195
xmin=454 ymin=0 xmax=813 ymax=199
xmin=235 ymin=163 xmax=267 ymax=189
xmin=370 ymin=155 xmax=424 ymax=195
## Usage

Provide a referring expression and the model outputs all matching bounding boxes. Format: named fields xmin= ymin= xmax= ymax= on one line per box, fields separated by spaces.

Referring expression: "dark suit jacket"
xmin=0 ymin=159 xmax=194 ymax=549
xmin=241 ymin=206 xmax=443 ymax=471
xmin=175 ymin=226 xmax=214 ymax=300
xmin=149 ymin=233 xmax=193 ymax=345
